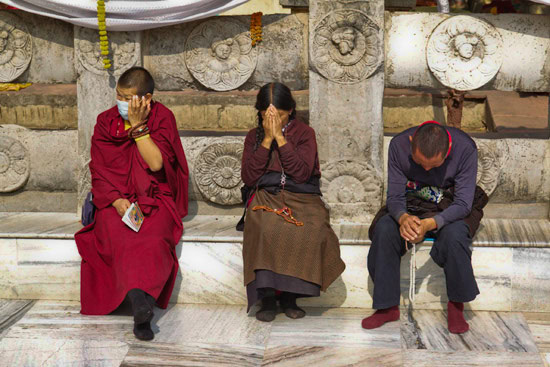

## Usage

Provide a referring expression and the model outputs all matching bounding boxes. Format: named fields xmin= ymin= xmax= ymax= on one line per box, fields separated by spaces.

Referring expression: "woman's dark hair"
xmin=254 ymin=82 xmax=297 ymax=150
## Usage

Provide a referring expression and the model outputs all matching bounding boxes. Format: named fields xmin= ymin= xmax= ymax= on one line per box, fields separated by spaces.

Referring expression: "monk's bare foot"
xmin=256 ymin=296 xmax=277 ymax=322
xmin=134 ymin=321 xmax=154 ymax=341
xmin=447 ymin=301 xmax=469 ymax=334
xmin=361 ymin=306 xmax=400 ymax=329
xmin=280 ymin=292 xmax=306 ymax=319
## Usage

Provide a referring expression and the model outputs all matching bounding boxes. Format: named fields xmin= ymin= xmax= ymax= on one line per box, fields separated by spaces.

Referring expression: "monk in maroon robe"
xmin=75 ymin=67 xmax=188 ymax=341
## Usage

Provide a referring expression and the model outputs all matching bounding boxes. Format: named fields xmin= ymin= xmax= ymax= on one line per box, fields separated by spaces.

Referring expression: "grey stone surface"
xmin=0 ymin=191 xmax=76 ymax=212
xmin=7 ymin=11 xmax=76 ymax=84
xmin=386 ymin=13 xmax=550 ymax=92
xmin=0 ymin=125 xmax=77 ymax=192
xmin=145 ymin=14 xmax=309 ymax=91
xmin=0 ymin=12 xmax=32 ymax=83
xmin=0 ymin=84 xmax=77 ymax=130
xmin=75 ymin=27 xmax=141 ymax=211
xmin=310 ymin=0 xmax=385 ymax=222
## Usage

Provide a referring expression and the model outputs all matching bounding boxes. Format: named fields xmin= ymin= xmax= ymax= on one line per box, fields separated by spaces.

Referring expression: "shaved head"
xmin=117 ymin=66 xmax=155 ymax=96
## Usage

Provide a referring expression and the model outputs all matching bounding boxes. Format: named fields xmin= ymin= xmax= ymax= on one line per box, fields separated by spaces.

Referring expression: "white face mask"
xmin=116 ymin=99 xmax=129 ymax=120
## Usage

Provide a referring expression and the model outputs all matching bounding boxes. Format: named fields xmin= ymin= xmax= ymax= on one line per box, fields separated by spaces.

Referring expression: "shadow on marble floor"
xmin=0 ymin=300 xmax=547 ymax=366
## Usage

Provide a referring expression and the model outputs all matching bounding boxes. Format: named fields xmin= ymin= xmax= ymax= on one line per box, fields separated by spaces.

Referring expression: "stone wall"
xmin=385 ymin=13 xmax=550 ymax=92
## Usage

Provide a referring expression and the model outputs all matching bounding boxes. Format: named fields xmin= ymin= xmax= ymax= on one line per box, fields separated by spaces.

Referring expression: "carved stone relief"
xmin=194 ymin=142 xmax=244 ymax=205
xmin=75 ymin=27 xmax=139 ymax=75
xmin=0 ymin=135 xmax=30 ymax=192
xmin=312 ymin=9 xmax=382 ymax=84
xmin=0 ymin=12 xmax=32 ymax=82
xmin=185 ymin=18 xmax=258 ymax=91
xmin=321 ymin=159 xmax=381 ymax=205
xmin=427 ymin=16 xmax=503 ymax=91
xmin=476 ymin=140 xmax=501 ymax=196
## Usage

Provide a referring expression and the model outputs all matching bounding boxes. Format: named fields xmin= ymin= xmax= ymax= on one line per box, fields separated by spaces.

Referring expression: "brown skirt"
xmin=242 ymin=189 xmax=346 ymax=292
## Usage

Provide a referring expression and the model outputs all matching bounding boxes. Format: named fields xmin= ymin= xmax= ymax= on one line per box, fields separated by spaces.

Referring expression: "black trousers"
xmin=367 ymin=214 xmax=480 ymax=309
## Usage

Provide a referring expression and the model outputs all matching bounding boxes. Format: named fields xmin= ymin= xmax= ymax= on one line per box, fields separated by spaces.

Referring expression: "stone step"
xmin=0 ymin=212 xmax=549 ymax=312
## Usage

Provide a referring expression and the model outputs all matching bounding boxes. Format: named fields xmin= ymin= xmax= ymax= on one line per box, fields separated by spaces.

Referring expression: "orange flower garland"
xmin=250 ymin=12 xmax=262 ymax=46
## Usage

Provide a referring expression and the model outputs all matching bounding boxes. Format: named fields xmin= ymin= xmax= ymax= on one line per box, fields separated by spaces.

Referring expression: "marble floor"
xmin=0 ymin=300 xmax=548 ymax=367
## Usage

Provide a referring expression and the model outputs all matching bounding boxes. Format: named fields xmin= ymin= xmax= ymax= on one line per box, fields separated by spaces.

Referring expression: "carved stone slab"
xmin=194 ymin=141 xmax=244 ymax=205
xmin=185 ymin=18 xmax=258 ymax=91
xmin=0 ymin=12 xmax=32 ymax=82
xmin=427 ymin=16 xmax=503 ymax=91
xmin=75 ymin=27 xmax=139 ymax=76
xmin=321 ymin=159 xmax=382 ymax=219
xmin=475 ymin=140 xmax=503 ymax=197
xmin=311 ymin=9 xmax=382 ymax=84
xmin=0 ymin=135 xmax=30 ymax=192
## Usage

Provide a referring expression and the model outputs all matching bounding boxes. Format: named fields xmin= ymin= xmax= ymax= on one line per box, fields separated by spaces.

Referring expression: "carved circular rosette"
xmin=194 ymin=142 xmax=244 ymax=205
xmin=427 ymin=16 xmax=503 ymax=91
xmin=184 ymin=18 xmax=258 ymax=91
xmin=320 ymin=159 xmax=381 ymax=204
xmin=0 ymin=135 xmax=30 ymax=192
xmin=75 ymin=27 xmax=139 ymax=76
xmin=312 ymin=9 xmax=382 ymax=84
xmin=475 ymin=141 xmax=501 ymax=196
xmin=0 ymin=12 xmax=32 ymax=82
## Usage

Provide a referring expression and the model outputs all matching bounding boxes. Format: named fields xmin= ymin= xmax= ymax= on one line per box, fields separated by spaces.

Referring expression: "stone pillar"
xmin=74 ymin=26 xmax=141 ymax=213
xmin=309 ymin=0 xmax=385 ymax=222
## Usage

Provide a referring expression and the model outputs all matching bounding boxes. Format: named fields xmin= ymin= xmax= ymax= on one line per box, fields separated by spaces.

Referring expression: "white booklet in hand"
xmin=122 ymin=202 xmax=144 ymax=232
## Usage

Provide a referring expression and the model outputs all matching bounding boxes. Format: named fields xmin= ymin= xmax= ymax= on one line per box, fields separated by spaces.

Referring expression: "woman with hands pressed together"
xmin=75 ymin=67 xmax=189 ymax=341
xmin=240 ymin=82 xmax=345 ymax=322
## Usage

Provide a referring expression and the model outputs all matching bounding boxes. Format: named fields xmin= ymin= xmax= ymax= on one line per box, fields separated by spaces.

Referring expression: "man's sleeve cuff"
xmin=434 ymin=214 xmax=445 ymax=231
xmin=392 ymin=210 xmax=407 ymax=224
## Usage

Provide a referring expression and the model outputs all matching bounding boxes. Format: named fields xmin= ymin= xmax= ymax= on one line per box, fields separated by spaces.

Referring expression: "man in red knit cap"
xmin=363 ymin=121 xmax=487 ymax=334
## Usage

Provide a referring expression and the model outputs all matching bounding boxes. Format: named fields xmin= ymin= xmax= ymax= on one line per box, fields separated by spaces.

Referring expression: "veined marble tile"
xmin=300 ymin=245 xmax=371 ymax=308
xmin=152 ymin=304 xmax=271 ymax=347
xmin=399 ymin=246 xmax=513 ymax=311
xmin=0 ymin=212 xmax=81 ymax=239
xmin=474 ymin=219 xmax=550 ymax=248
xmin=0 ymin=337 xmax=128 ymax=367
xmin=0 ymin=239 xmax=17 ymax=268
xmin=121 ymin=341 xmax=264 ymax=367
xmin=0 ymin=262 xmax=80 ymax=300
xmin=262 ymin=346 xmax=402 ymax=367
xmin=267 ymin=307 xmax=401 ymax=349
xmin=174 ymin=242 xmax=247 ymax=305
xmin=182 ymin=215 xmax=243 ymax=243
xmin=404 ymin=350 xmax=544 ymax=367
xmin=512 ymin=248 xmax=550 ymax=312
xmin=17 ymin=239 xmax=81 ymax=265
xmin=401 ymin=310 xmax=538 ymax=352
xmin=4 ymin=301 xmax=134 ymax=342
xmin=524 ymin=312 xmax=550 ymax=353
xmin=0 ymin=300 xmax=34 ymax=340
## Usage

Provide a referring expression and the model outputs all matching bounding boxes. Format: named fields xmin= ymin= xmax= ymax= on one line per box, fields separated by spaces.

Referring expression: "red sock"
xmin=447 ymin=301 xmax=469 ymax=334
xmin=361 ymin=306 xmax=400 ymax=329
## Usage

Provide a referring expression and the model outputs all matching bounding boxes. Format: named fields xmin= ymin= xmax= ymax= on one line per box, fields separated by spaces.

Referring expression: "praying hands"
xmin=261 ymin=104 xmax=288 ymax=149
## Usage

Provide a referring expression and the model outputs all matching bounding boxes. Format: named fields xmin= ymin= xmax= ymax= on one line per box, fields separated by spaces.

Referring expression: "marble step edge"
xmin=0 ymin=213 xmax=548 ymax=248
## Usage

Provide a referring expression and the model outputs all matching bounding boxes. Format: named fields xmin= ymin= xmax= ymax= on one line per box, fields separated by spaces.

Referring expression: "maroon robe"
xmin=75 ymin=101 xmax=188 ymax=315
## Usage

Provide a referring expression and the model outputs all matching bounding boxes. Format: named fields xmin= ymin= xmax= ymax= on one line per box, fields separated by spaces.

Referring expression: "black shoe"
xmin=255 ymin=295 xmax=277 ymax=322
xmin=133 ymin=321 xmax=154 ymax=341
xmin=280 ymin=292 xmax=306 ymax=319
xmin=128 ymin=288 xmax=154 ymax=324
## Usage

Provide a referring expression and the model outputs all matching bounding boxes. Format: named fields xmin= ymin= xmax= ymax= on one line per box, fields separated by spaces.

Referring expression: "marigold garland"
xmin=250 ymin=12 xmax=262 ymax=46
xmin=97 ymin=0 xmax=111 ymax=69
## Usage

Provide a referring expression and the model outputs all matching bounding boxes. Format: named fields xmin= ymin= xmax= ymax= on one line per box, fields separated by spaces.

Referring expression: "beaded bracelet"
xmin=127 ymin=120 xmax=149 ymax=139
